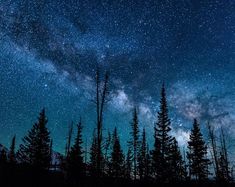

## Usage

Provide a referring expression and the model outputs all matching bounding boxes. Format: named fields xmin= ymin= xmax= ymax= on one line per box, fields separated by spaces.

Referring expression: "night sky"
xmin=0 ymin=0 xmax=235 ymax=154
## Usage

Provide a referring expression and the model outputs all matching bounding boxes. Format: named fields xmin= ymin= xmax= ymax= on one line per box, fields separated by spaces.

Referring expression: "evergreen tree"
xmin=145 ymin=145 xmax=151 ymax=179
xmin=187 ymin=119 xmax=210 ymax=181
xmin=128 ymin=107 xmax=140 ymax=180
xmin=110 ymin=127 xmax=124 ymax=178
xmin=90 ymin=130 xmax=98 ymax=176
xmin=170 ymin=138 xmax=186 ymax=181
xmin=0 ymin=148 xmax=7 ymax=164
xmin=125 ymin=147 xmax=132 ymax=179
xmin=138 ymin=128 xmax=148 ymax=180
xmin=0 ymin=148 xmax=7 ymax=182
xmin=17 ymin=108 xmax=51 ymax=170
xmin=67 ymin=118 xmax=85 ymax=178
xmin=49 ymin=139 xmax=53 ymax=166
xmin=151 ymin=130 xmax=161 ymax=179
xmin=104 ymin=130 xmax=112 ymax=175
xmin=151 ymin=84 xmax=174 ymax=182
xmin=9 ymin=135 xmax=16 ymax=164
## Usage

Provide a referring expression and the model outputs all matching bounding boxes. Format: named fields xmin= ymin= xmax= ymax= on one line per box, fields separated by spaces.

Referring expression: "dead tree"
xmin=93 ymin=68 xmax=109 ymax=177
xmin=207 ymin=122 xmax=219 ymax=180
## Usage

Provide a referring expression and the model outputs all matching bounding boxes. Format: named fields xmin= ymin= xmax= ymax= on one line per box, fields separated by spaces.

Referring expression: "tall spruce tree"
xmin=110 ymin=127 xmax=124 ymax=178
xmin=138 ymin=128 xmax=148 ymax=180
xmin=104 ymin=130 xmax=112 ymax=175
xmin=67 ymin=118 xmax=85 ymax=178
xmin=49 ymin=140 xmax=53 ymax=166
xmin=145 ymin=145 xmax=151 ymax=179
xmin=170 ymin=138 xmax=186 ymax=181
xmin=187 ymin=119 xmax=210 ymax=181
xmin=125 ymin=147 xmax=132 ymax=179
xmin=128 ymin=107 xmax=140 ymax=180
xmin=90 ymin=130 xmax=98 ymax=176
xmin=151 ymin=84 xmax=174 ymax=182
xmin=9 ymin=135 xmax=16 ymax=164
xmin=17 ymin=108 xmax=51 ymax=170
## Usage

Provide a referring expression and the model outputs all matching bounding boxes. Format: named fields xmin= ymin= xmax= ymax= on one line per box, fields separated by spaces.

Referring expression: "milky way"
xmin=0 ymin=0 xmax=235 ymax=154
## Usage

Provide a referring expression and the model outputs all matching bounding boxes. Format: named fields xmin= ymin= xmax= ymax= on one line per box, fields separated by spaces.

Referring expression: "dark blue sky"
xmin=0 ymin=0 xmax=235 ymax=153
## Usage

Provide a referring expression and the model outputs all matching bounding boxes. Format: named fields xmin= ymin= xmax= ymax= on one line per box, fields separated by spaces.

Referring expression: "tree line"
xmin=0 ymin=70 xmax=233 ymax=186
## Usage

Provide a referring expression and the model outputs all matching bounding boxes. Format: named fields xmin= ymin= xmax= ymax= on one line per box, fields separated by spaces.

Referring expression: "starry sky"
xmin=0 ymin=0 xmax=235 ymax=154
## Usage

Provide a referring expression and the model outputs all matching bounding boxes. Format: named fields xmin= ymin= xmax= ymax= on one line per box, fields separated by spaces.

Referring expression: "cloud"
xmin=111 ymin=90 xmax=133 ymax=112
xmin=110 ymin=89 xmax=155 ymax=123
xmin=172 ymin=128 xmax=190 ymax=147
xmin=139 ymin=103 xmax=154 ymax=120
xmin=169 ymin=81 xmax=235 ymax=131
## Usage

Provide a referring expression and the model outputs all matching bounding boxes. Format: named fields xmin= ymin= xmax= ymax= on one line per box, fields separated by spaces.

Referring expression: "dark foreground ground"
xmin=1 ymin=168 xmax=235 ymax=187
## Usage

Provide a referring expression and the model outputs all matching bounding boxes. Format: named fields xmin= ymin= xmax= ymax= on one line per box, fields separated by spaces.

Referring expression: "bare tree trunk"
xmin=65 ymin=121 xmax=73 ymax=157
xmin=220 ymin=127 xmax=230 ymax=180
xmin=95 ymin=68 xmax=101 ymax=176
xmin=207 ymin=122 xmax=219 ymax=180
xmin=94 ymin=68 xmax=109 ymax=177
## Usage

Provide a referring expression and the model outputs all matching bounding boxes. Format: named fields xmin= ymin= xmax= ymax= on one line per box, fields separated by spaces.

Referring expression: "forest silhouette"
xmin=0 ymin=69 xmax=234 ymax=187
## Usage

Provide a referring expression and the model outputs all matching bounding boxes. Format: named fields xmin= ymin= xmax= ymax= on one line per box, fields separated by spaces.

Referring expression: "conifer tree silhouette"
xmin=128 ymin=107 xmax=140 ymax=180
xmin=0 ymin=148 xmax=7 ymax=164
xmin=151 ymin=84 xmax=174 ymax=182
xmin=170 ymin=137 xmax=186 ymax=181
xmin=67 ymin=118 xmax=85 ymax=178
xmin=138 ymin=128 xmax=148 ymax=180
xmin=17 ymin=108 xmax=51 ymax=170
xmin=90 ymin=130 xmax=98 ymax=177
xmin=9 ymin=135 xmax=16 ymax=164
xmin=110 ymin=127 xmax=124 ymax=178
xmin=187 ymin=119 xmax=210 ymax=181
xmin=125 ymin=147 xmax=132 ymax=180
xmin=104 ymin=130 xmax=112 ymax=175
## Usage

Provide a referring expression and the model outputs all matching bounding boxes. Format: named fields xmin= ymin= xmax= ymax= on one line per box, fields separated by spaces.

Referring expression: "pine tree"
xmin=90 ymin=130 xmax=98 ymax=177
xmin=151 ymin=84 xmax=174 ymax=182
xmin=110 ymin=127 xmax=124 ymax=178
xmin=0 ymin=148 xmax=7 ymax=164
xmin=67 ymin=118 xmax=85 ymax=178
xmin=145 ymin=145 xmax=151 ymax=179
xmin=49 ymin=139 xmax=53 ymax=166
xmin=0 ymin=148 xmax=7 ymax=182
xmin=104 ymin=130 xmax=112 ymax=175
xmin=170 ymin=138 xmax=186 ymax=181
xmin=128 ymin=107 xmax=140 ymax=180
xmin=138 ymin=128 xmax=148 ymax=180
xmin=125 ymin=147 xmax=132 ymax=179
xmin=187 ymin=119 xmax=210 ymax=181
xmin=17 ymin=108 xmax=51 ymax=170
xmin=9 ymin=135 xmax=16 ymax=164
xmin=151 ymin=130 xmax=161 ymax=179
